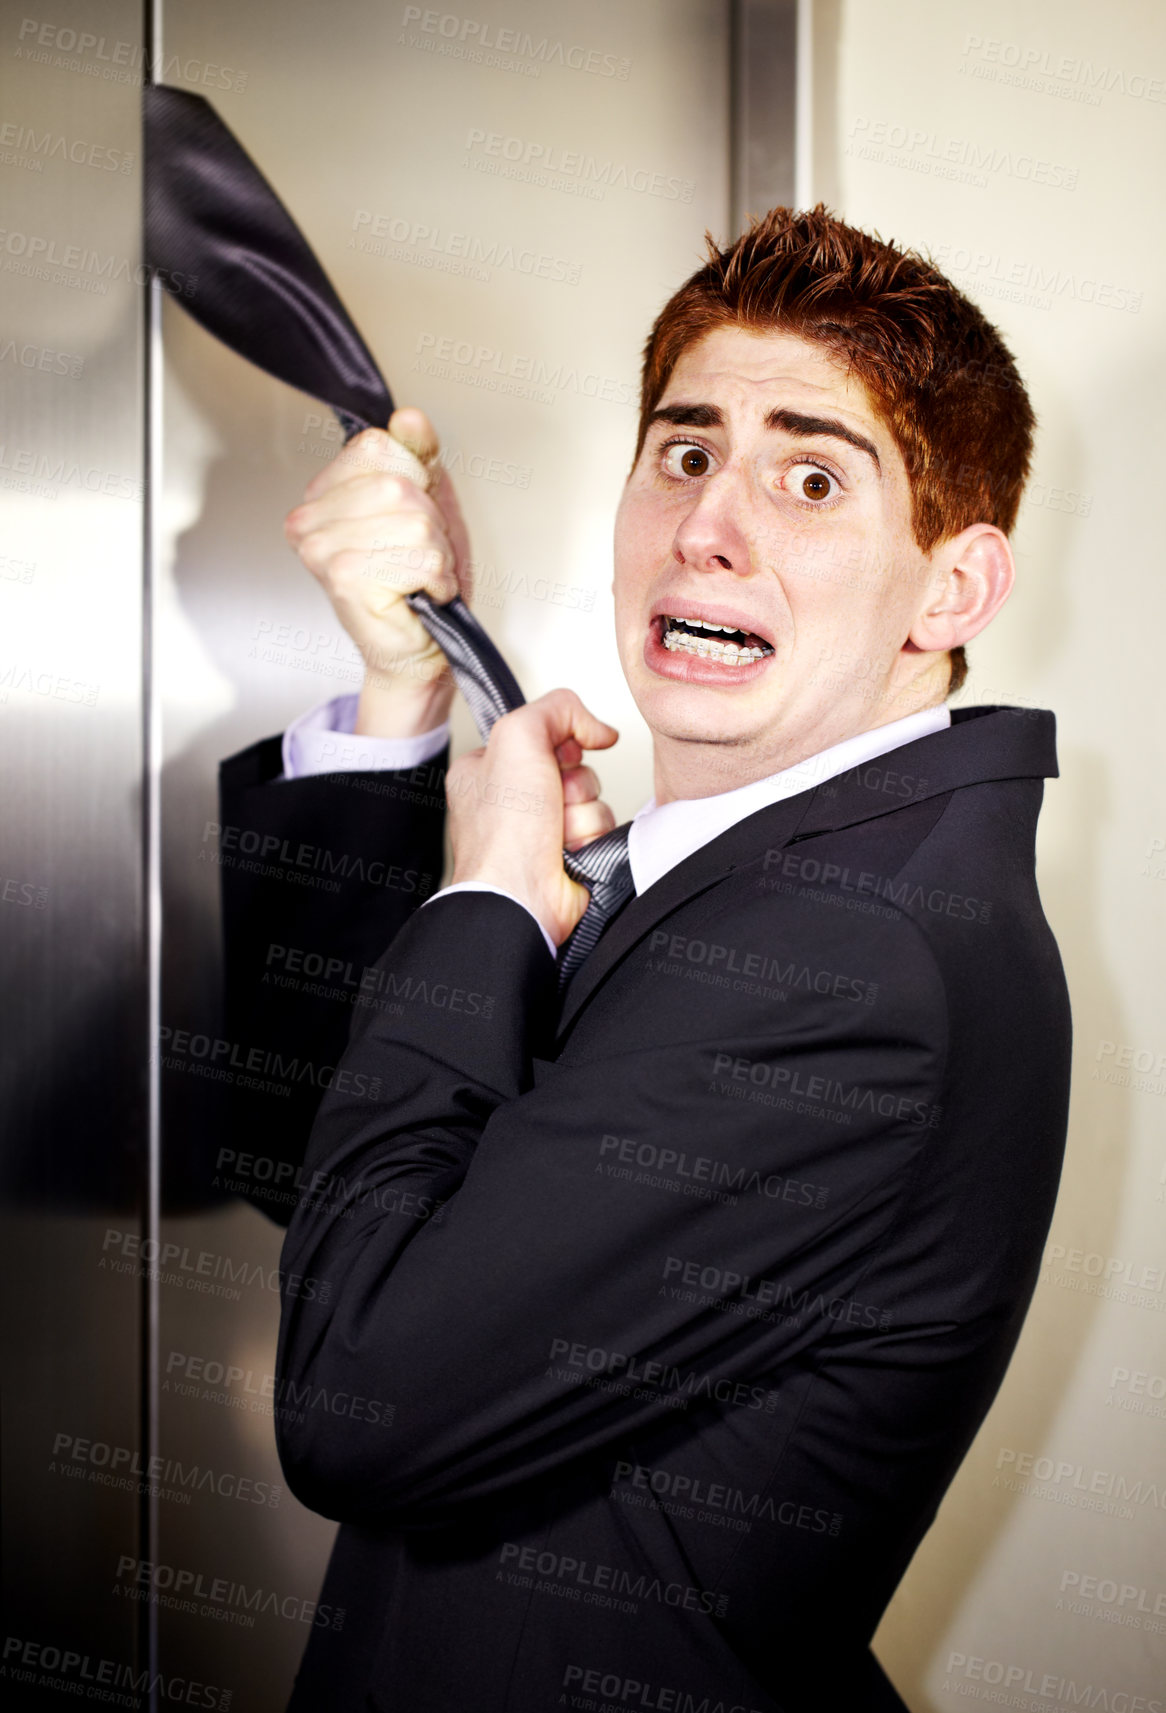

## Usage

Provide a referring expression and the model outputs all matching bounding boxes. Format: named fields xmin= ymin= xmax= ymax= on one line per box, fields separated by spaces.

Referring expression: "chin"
xmin=635 ymin=679 xmax=772 ymax=748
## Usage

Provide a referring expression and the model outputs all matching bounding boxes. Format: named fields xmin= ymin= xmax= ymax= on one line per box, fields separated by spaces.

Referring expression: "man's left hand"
xmin=446 ymin=690 xmax=619 ymax=947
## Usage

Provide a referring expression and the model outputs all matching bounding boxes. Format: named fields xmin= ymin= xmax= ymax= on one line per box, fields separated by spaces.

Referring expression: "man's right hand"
xmin=284 ymin=407 xmax=471 ymax=738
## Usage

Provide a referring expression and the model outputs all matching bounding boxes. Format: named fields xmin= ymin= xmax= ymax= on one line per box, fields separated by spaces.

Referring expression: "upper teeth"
xmin=662 ymin=615 xmax=770 ymax=663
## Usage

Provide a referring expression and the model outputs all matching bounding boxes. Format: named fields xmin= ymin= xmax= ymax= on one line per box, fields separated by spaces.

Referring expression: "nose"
xmin=671 ymin=465 xmax=751 ymax=575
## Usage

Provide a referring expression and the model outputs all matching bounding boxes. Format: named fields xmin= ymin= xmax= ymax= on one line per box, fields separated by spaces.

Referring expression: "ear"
xmin=908 ymin=524 xmax=1015 ymax=655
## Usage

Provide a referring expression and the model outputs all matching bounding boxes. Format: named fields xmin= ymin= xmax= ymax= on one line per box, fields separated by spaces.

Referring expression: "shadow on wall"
xmin=157 ymin=315 xmax=315 ymax=1217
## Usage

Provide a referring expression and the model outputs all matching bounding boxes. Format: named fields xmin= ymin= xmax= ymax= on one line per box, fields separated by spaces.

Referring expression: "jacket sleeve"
xmin=217 ymin=734 xmax=448 ymax=1225
xmin=274 ymin=884 xmax=951 ymax=1525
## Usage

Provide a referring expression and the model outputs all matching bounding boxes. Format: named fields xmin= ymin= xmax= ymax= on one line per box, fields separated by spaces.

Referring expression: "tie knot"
xmin=562 ymin=821 xmax=632 ymax=889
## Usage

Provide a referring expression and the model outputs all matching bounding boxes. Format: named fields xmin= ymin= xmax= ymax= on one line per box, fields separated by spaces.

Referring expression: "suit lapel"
xmin=792 ymin=706 xmax=1057 ymax=840
xmin=555 ymin=792 xmax=809 ymax=1038
xmin=554 ymin=707 xmax=1059 ymax=1042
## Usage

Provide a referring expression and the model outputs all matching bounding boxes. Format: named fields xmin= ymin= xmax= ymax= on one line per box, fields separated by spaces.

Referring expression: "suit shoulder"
xmin=678 ymin=849 xmax=951 ymax=1061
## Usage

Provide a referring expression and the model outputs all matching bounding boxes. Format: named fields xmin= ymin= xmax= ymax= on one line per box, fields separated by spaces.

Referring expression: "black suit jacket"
xmin=220 ymin=706 xmax=1071 ymax=1712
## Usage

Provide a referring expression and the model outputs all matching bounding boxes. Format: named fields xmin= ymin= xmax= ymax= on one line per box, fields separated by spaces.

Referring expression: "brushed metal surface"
xmin=731 ymin=0 xmax=798 ymax=228
xmin=0 ymin=0 xmax=147 ymax=1695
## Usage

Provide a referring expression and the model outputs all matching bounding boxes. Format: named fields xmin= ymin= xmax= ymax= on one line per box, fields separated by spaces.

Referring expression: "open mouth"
xmin=656 ymin=613 xmax=775 ymax=665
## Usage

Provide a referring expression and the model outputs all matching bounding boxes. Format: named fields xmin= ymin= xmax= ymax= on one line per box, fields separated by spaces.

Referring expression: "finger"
xmin=293 ymin=512 xmax=457 ymax=604
xmin=560 ymin=764 xmax=601 ymax=807
xmin=528 ymin=688 xmax=620 ymax=754
xmin=302 ymin=427 xmax=430 ymax=503
xmin=291 ymin=504 xmax=452 ymax=572
xmin=426 ymin=465 xmax=474 ymax=602
xmin=389 ymin=409 xmax=478 ymax=607
xmin=388 ymin=406 xmax=440 ymax=468
xmin=326 ymin=541 xmax=458 ymax=608
xmin=564 ymin=798 xmax=617 ymax=851
xmin=555 ymin=737 xmax=584 ymax=769
xmin=288 ymin=494 xmax=452 ymax=564
xmin=295 ymin=424 xmax=474 ymax=610
xmin=289 ymin=467 xmax=453 ymax=540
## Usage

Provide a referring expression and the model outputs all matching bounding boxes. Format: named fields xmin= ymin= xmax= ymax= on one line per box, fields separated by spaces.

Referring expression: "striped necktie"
xmin=404 ymin=574 xmax=633 ymax=984
xmin=556 ymin=824 xmax=634 ymax=984
xmin=143 ymin=83 xmax=631 ymax=976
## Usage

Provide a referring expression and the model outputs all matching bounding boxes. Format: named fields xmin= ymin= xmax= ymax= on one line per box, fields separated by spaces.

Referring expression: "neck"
xmin=650 ymin=665 xmax=950 ymax=805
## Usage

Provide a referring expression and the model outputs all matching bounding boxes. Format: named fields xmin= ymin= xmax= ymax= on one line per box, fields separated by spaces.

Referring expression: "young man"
xmin=221 ymin=207 xmax=1071 ymax=1710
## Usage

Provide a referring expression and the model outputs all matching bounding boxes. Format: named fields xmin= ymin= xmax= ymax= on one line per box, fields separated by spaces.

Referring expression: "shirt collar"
xmin=627 ymin=704 xmax=952 ymax=896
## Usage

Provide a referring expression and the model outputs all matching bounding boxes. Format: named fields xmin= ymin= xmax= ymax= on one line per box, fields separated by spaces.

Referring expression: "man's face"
xmin=613 ymin=325 xmax=941 ymax=780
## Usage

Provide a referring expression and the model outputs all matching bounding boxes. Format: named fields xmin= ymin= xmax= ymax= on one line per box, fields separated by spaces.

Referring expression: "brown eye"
xmin=787 ymin=462 xmax=838 ymax=502
xmin=663 ymin=443 xmax=712 ymax=479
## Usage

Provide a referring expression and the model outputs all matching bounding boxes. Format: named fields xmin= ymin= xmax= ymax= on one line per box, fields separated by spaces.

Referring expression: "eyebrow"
xmin=647 ymin=403 xmax=724 ymax=431
xmin=646 ymin=402 xmax=882 ymax=474
xmin=766 ymin=408 xmax=881 ymax=474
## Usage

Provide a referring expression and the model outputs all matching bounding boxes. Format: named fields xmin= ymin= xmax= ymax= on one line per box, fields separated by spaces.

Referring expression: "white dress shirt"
xmin=282 ymin=693 xmax=450 ymax=779
xmin=283 ymin=695 xmax=951 ymax=960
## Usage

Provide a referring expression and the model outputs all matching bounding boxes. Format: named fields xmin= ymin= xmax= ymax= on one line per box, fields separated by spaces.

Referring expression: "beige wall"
xmin=815 ymin=2 xmax=1166 ymax=1704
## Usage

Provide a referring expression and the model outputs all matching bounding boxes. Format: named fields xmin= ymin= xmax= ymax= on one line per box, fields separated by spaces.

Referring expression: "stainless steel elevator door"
xmin=0 ymin=0 xmax=147 ymax=1692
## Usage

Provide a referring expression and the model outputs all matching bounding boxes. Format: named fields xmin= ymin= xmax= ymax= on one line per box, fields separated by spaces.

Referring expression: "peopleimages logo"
xmin=943 ymin=1650 xmax=1162 ymax=1710
xmin=546 ymin=1337 xmax=781 ymax=1415
xmin=13 ymin=19 xmax=248 ymax=91
xmin=959 ymin=31 xmax=1166 ymax=106
xmin=597 ymin=1133 xmax=829 ymax=1209
xmin=0 ymin=226 xmax=196 ymax=297
xmin=497 ymin=1543 xmax=728 ymax=1618
xmin=163 ymin=1348 xmax=396 ymax=1428
xmin=611 ymin=1459 xmax=842 ymax=1539
xmin=994 ymin=1447 xmax=1166 ymax=1516
xmin=350 ymin=209 xmax=581 ymax=285
xmin=1108 ymin=1366 xmax=1166 ymax=1419
xmin=114 ymin=1556 xmax=344 ymax=1631
xmin=412 ymin=330 xmax=635 ymax=406
xmin=1059 ymin=1568 xmax=1166 ymax=1622
xmin=462 ymin=129 xmax=693 ymax=203
xmin=710 ymin=1050 xmax=942 ymax=1131
xmin=100 ymin=1228 xmax=329 ymax=1304
xmin=1 ymin=1635 xmax=232 ymax=1709
xmin=562 ymin=1663 xmax=766 ymax=1712
xmin=400 ymin=8 xmax=631 ymax=80
xmin=51 ymin=1431 xmax=281 ymax=1507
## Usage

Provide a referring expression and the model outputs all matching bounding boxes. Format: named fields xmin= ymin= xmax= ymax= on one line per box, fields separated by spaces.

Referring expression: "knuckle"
xmin=296 ymin=528 xmax=331 ymax=575
xmin=374 ymin=473 xmax=412 ymax=505
xmin=395 ymin=511 xmax=432 ymax=543
xmin=329 ymin=547 xmax=370 ymax=589
xmin=562 ymin=766 xmax=598 ymax=802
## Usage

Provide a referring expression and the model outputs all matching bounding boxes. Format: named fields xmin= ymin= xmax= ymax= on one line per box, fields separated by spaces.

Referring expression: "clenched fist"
xmin=448 ymin=691 xmax=620 ymax=946
xmin=284 ymin=407 xmax=472 ymax=738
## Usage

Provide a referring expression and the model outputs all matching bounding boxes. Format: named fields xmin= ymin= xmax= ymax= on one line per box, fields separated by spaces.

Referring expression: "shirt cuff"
xmin=422 ymin=883 xmax=558 ymax=961
xmin=281 ymin=693 xmax=450 ymax=779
